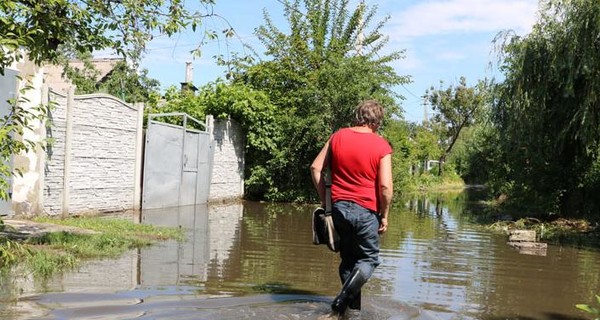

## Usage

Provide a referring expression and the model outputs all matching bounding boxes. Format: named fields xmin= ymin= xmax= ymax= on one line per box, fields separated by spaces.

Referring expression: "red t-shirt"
xmin=330 ymin=128 xmax=392 ymax=212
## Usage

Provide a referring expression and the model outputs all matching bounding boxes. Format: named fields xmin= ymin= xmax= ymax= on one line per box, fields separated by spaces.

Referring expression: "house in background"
xmin=43 ymin=58 xmax=123 ymax=94
xmin=0 ymin=53 xmax=47 ymax=216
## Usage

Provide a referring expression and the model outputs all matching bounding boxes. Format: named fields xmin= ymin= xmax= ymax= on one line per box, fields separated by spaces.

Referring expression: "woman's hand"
xmin=378 ymin=217 xmax=388 ymax=234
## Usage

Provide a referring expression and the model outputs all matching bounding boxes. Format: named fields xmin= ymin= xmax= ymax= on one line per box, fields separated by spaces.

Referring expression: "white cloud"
xmin=388 ymin=0 xmax=538 ymax=41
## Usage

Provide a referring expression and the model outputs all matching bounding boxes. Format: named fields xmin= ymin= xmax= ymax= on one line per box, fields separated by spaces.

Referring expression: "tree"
xmin=491 ymin=0 xmax=600 ymax=216
xmin=229 ymin=0 xmax=409 ymax=201
xmin=0 ymin=0 xmax=219 ymax=73
xmin=98 ymin=61 xmax=161 ymax=103
xmin=153 ymin=81 xmax=281 ymax=199
xmin=0 ymin=0 xmax=219 ymax=208
xmin=424 ymin=77 xmax=487 ymax=176
xmin=63 ymin=55 xmax=161 ymax=104
xmin=382 ymin=118 xmax=416 ymax=195
xmin=412 ymin=124 xmax=443 ymax=174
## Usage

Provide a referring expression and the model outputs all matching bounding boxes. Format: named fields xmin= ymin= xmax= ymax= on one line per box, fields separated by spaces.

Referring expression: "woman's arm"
xmin=378 ymin=153 xmax=393 ymax=233
xmin=310 ymin=139 xmax=331 ymax=207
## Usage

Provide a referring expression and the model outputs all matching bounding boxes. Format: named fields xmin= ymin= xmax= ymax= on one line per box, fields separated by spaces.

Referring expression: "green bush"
xmin=576 ymin=295 xmax=600 ymax=320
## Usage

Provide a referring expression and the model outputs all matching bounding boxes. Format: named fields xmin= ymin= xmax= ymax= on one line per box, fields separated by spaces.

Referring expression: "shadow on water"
xmin=1 ymin=197 xmax=599 ymax=320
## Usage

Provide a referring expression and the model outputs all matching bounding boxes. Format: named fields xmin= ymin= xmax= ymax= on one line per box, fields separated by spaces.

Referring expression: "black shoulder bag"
xmin=312 ymin=145 xmax=340 ymax=252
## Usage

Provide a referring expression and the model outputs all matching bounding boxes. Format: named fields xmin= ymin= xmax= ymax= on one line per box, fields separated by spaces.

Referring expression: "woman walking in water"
xmin=311 ymin=100 xmax=394 ymax=318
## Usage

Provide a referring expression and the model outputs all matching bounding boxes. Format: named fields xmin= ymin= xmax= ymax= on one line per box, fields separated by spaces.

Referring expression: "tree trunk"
xmin=438 ymin=154 xmax=446 ymax=176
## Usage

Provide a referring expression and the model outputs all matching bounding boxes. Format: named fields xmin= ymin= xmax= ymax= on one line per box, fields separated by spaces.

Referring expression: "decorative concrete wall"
xmin=4 ymin=58 xmax=245 ymax=215
xmin=209 ymin=118 xmax=244 ymax=202
xmin=43 ymin=88 xmax=144 ymax=215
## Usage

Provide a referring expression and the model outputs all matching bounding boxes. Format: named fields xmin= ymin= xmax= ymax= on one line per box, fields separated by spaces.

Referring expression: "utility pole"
xmin=423 ymin=96 xmax=428 ymax=125
xmin=355 ymin=0 xmax=365 ymax=56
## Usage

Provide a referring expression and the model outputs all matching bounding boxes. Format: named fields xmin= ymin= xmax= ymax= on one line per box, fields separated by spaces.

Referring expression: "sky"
xmin=138 ymin=0 xmax=540 ymax=123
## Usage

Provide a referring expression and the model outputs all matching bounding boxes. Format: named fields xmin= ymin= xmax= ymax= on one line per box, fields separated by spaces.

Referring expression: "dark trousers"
xmin=332 ymin=200 xmax=381 ymax=309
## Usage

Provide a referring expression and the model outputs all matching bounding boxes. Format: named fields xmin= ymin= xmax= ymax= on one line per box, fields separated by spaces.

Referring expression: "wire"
xmin=145 ymin=35 xmax=257 ymax=52
xmin=400 ymin=83 xmax=422 ymax=100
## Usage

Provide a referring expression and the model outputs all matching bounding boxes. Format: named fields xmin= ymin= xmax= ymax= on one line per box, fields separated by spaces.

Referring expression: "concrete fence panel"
xmin=43 ymin=87 xmax=143 ymax=215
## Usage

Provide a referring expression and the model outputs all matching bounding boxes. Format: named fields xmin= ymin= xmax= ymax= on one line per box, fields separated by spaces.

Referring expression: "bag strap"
xmin=325 ymin=143 xmax=332 ymax=214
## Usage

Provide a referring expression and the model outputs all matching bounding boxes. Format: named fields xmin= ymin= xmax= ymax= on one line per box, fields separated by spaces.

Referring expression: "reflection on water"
xmin=1 ymin=193 xmax=599 ymax=319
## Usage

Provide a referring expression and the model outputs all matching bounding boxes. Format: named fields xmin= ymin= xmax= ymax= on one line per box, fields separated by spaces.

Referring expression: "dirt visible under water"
xmin=0 ymin=218 xmax=97 ymax=241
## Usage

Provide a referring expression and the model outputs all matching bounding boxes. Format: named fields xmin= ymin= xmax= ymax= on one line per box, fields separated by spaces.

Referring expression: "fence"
xmin=6 ymin=81 xmax=245 ymax=216
xmin=41 ymin=86 xmax=144 ymax=215
xmin=1 ymin=60 xmax=246 ymax=216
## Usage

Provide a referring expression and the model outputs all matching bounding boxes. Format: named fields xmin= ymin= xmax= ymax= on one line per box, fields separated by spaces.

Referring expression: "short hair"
xmin=353 ymin=100 xmax=385 ymax=129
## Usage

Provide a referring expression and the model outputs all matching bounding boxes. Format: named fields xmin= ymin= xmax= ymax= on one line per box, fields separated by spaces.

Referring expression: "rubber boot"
xmin=331 ymin=269 xmax=367 ymax=315
xmin=348 ymin=292 xmax=361 ymax=310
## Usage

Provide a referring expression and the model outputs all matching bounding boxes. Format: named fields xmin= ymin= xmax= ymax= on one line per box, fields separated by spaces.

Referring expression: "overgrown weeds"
xmin=0 ymin=216 xmax=184 ymax=278
xmin=488 ymin=217 xmax=600 ymax=249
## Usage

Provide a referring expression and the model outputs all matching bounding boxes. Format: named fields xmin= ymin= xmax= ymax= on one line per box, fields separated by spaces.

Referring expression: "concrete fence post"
xmin=62 ymin=86 xmax=74 ymax=217
xmin=206 ymin=115 xmax=214 ymax=201
xmin=37 ymin=84 xmax=49 ymax=214
xmin=133 ymin=102 xmax=144 ymax=211
xmin=206 ymin=115 xmax=214 ymax=141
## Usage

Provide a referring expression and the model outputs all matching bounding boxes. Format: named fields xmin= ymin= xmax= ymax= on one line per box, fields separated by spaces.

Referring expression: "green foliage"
xmin=446 ymin=123 xmax=499 ymax=185
xmin=152 ymin=81 xmax=282 ymax=198
xmin=577 ymin=295 xmax=600 ymax=319
xmin=0 ymin=237 xmax=77 ymax=278
xmin=30 ymin=231 xmax=140 ymax=258
xmin=0 ymin=0 xmax=218 ymax=73
xmin=0 ymin=216 xmax=183 ymax=278
xmin=0 ymin=0 xmax=220 ymax=219
xmin=33 ymin=216 xmax=184 ymax=241
xmin=58 ymin=51 xmax=100 ymax=94
xmin=62 ymin=53 xmax=161 ymax=104
xmin=199 ymin=81 xmax=280 ymax=152
xmin=151 ymin=86 xmax=207 ymax=126
xmin=412 ymin=124 xmax=443 ymax=168
xmin=228 ymin=0 xmax=409 ymax=202
xmin=100 ymin=62 xmax=161 ymax=104
xmin=380 ymin=117 xmax=468 ymax=194
xmin=424 ymin=77 xmax=488 ymax=176
xmin=0 ymin=238 xmax=29 ymax=267
xmin=382 ymin=119 xmax=414 ymax=195
xmin=489 ymin=0 xmax=600 ymax=216
xmin=197 ymin=81 xmax=283 ymax=199
xmin=156 ymin=81 xmax=280 ymax=151
xmin=0 ymin=81 xmax=52 ymax=201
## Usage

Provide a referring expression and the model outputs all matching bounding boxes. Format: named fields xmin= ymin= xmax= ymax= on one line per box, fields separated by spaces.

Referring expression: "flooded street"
xmin=1 ymin=192 xmax=599 ymax=319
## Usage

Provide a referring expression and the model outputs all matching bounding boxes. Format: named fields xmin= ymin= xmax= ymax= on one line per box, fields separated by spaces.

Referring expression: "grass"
xmin=0 ymin=216 xmax=184 ymax=278
xmin=487 ymin=217 xmax=600 ymax=249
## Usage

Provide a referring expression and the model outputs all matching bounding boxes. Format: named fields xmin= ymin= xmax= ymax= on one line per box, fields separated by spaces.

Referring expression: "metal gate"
xmin=142 ymin=113 xmax=214 ymax=209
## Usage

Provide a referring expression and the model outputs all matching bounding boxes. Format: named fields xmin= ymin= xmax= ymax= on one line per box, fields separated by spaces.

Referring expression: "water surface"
xmin=1 ymin=194 xmax=598 ymax=319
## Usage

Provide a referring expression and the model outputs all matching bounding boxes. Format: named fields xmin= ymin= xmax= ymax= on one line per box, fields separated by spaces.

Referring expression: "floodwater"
xmin=1 ymin=192 xmax=599 ymax=319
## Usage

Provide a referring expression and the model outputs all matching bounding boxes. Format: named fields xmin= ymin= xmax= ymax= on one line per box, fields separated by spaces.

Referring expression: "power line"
xmin=145 ymin=35 xmax=257 ymax=52
xmin=400 ymin=83 xmax=421 ymax=100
